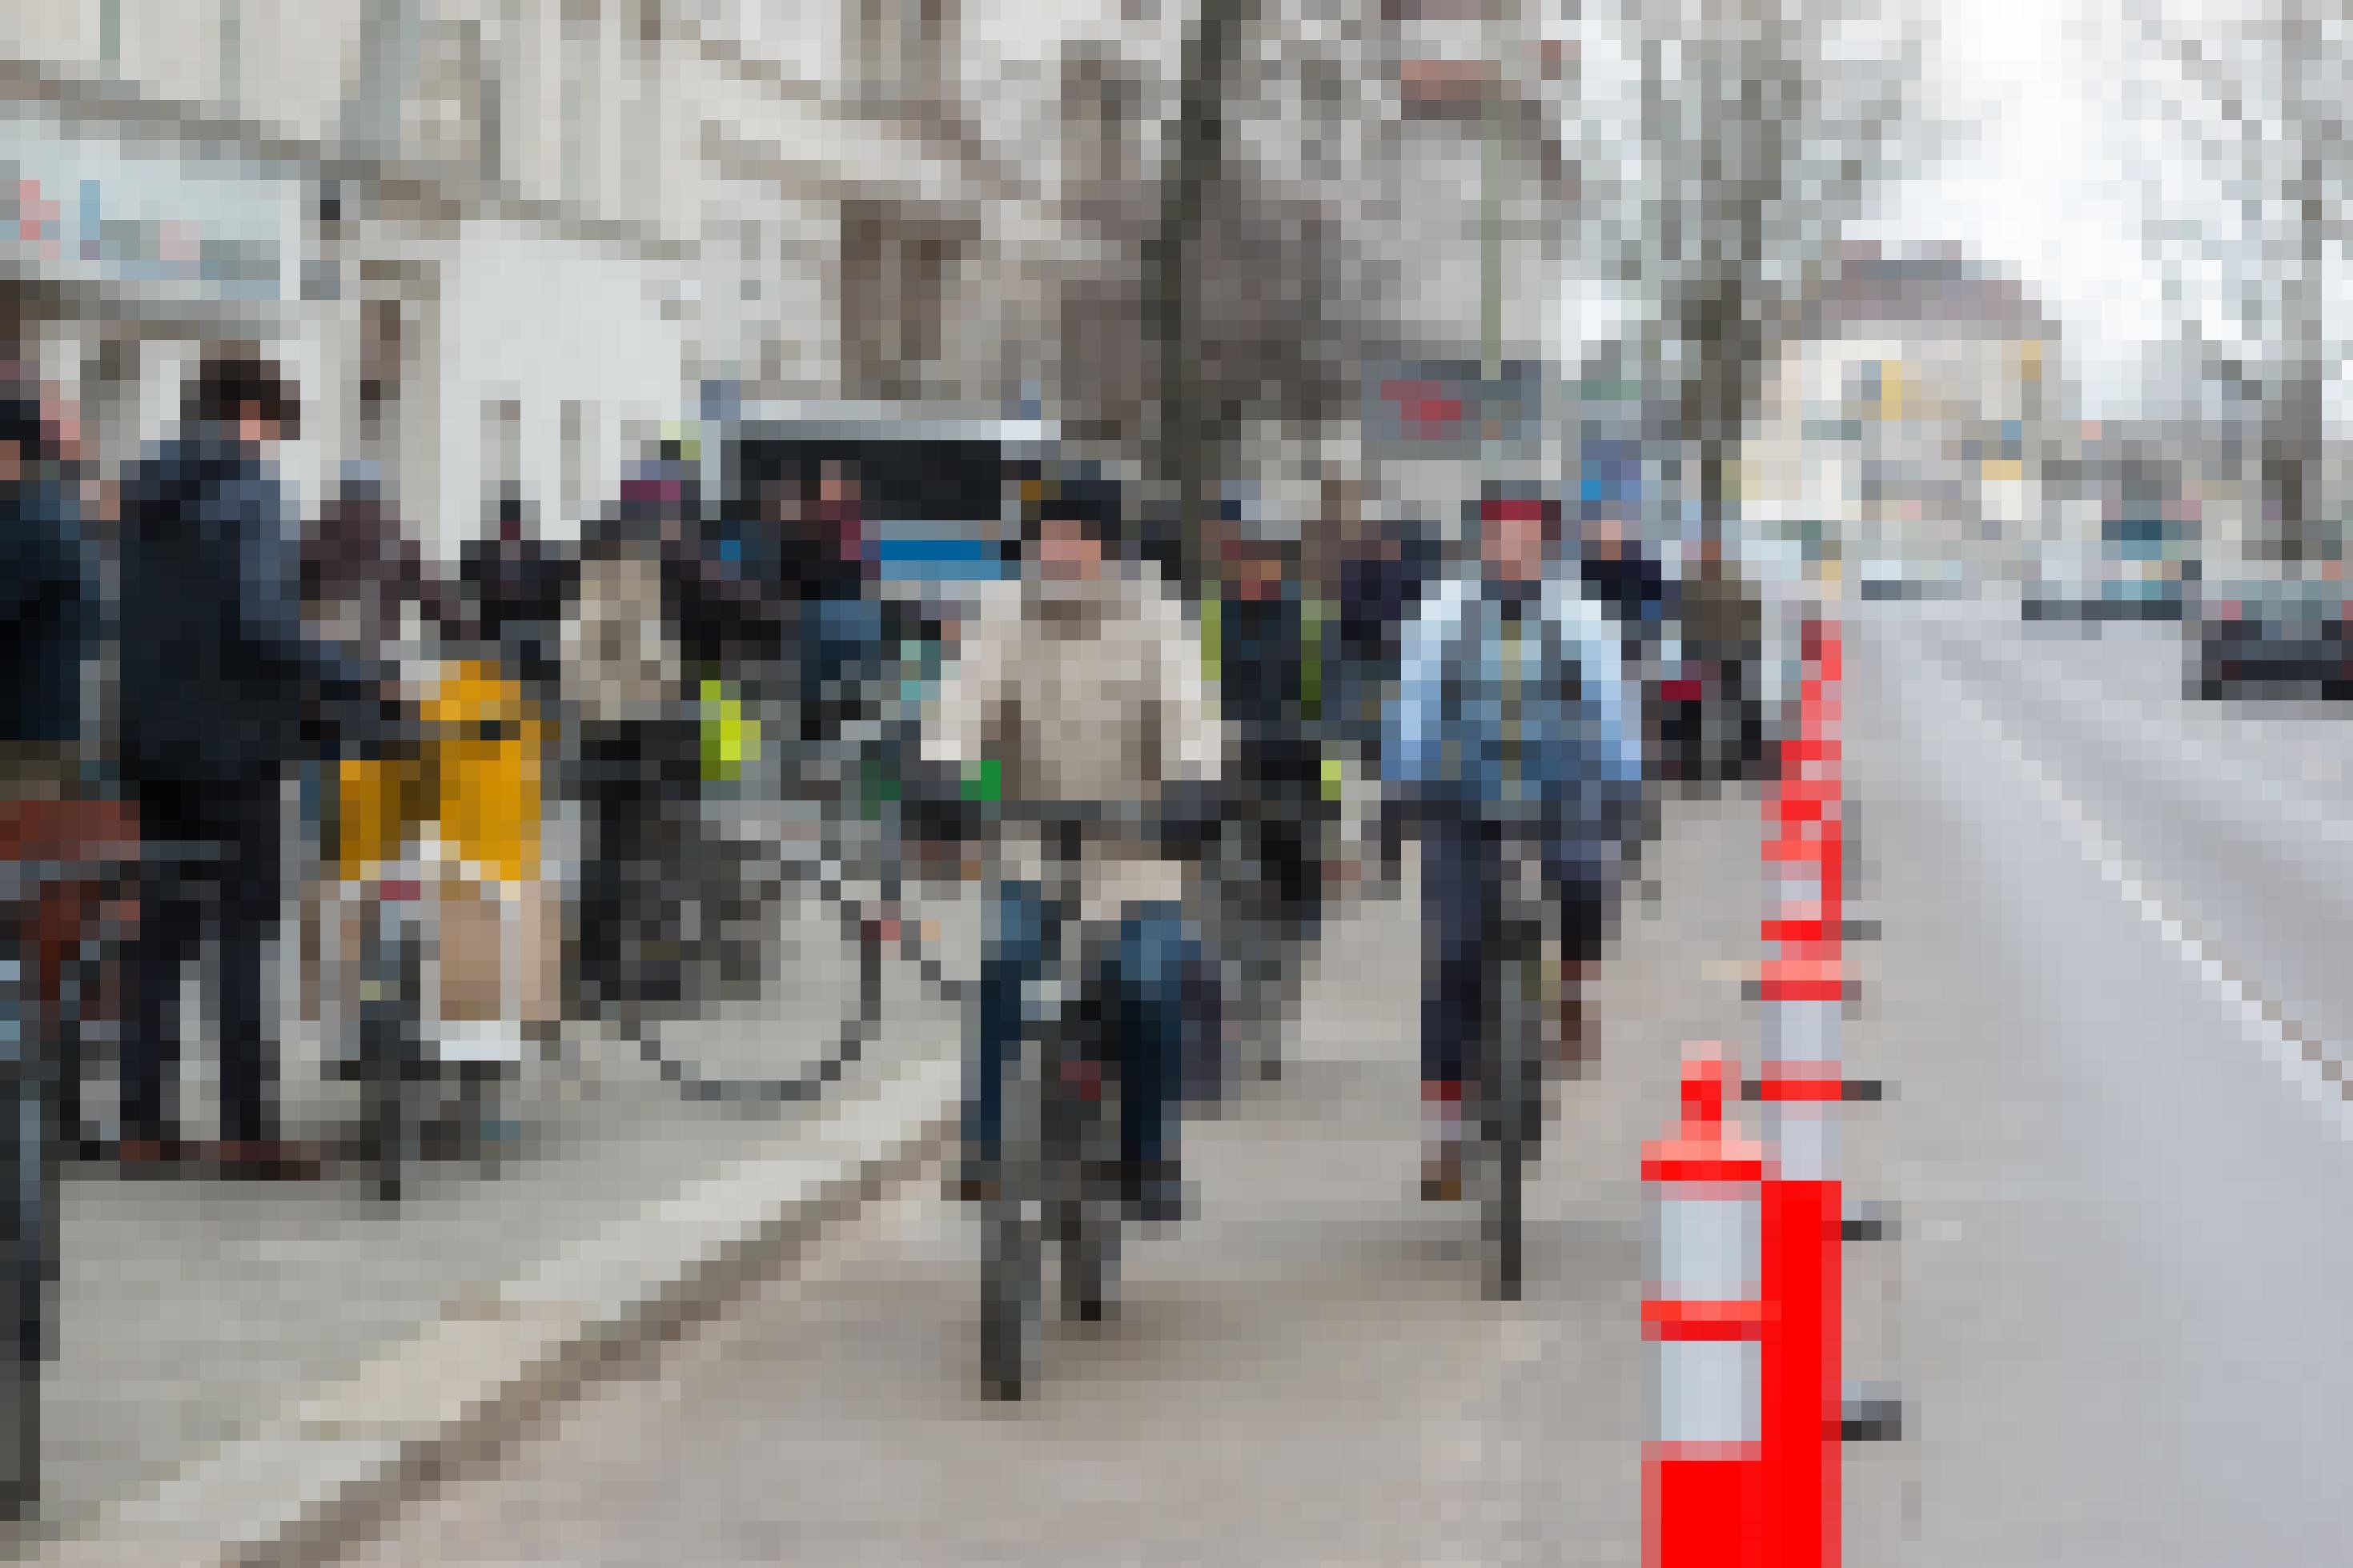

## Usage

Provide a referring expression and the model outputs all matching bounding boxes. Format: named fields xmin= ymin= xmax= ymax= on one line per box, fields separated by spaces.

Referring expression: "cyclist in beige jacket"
xmin=924 ymin=475 xmax=1224 ymax=1223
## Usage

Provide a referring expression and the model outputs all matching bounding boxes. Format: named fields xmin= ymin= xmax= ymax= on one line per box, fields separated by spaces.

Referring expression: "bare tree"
xmin=2110 ymin=0 xmax=2350 ymax=560
xmin=1593 ymin=0 xmax=1936 ymax=539
xmin=1042 ymin=2 xmax=1381 ymax=597
xmin=1143 ymin=0 xmax=1258 ymax=597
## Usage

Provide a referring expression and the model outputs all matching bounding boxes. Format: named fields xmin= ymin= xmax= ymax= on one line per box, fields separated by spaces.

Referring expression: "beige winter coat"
xmin=922 ymin=567 xmax=1226 ymax=925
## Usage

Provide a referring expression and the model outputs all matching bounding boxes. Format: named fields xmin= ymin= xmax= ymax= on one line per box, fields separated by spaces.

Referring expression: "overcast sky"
xmin=1552 ymin=0 xmax=2347 ymax=428
xmin=1555 ymin=0 xmax=2177 ymax=416
xmin=1854 ymin=0 xmax=2178 ymax=420
xmin=1863 ymin=0 xmax=2349 ymax=429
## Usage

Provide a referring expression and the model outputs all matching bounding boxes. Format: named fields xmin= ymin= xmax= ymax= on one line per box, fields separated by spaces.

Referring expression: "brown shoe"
xmin=210 ymin=1139 xmax=325 ymax=1182
xmin=115 ymin=1136 xmax=195 ymax=1174
xmin=1420 ymin=1142 xmax=1465 ymax=1203
xmin=1559 ymin=993 xmax=1598 ymax=1080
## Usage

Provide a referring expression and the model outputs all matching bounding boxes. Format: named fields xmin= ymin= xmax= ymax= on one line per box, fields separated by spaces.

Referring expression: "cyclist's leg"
xmin=963 ymin=880 xmax=1045 ymax=1193
xmin=1114 ymin=900 xmax=1192 ymax=1221
xmin=1547 ymin=844 xmax=1620 ymax=1077
xmin=1419 ymin=814 xmax=1492 ymax=1197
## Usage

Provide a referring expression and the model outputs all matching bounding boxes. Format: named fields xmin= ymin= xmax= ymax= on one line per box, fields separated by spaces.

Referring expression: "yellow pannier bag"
xmin=332 ymin=752 xmax=428 ymax=884
xmin=421 ymin=658 xmax=544 ymax=885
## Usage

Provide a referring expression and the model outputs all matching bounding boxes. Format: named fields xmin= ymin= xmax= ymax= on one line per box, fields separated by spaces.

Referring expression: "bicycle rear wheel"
xmin=360 ymin=906 xmax=424 ymax=1204
xmin=1055 ymin=1039 xmax=1122 ymax=1325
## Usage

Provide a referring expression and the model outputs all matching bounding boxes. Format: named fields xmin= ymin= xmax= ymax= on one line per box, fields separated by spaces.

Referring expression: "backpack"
xmin=561 ymin=543 xmax=679 ymax=724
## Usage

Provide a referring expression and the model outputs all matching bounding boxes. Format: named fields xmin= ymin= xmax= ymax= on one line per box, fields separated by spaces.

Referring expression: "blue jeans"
xmin=966 ymin=884 xmax=1199 ymax=1173
xmin=799 ymin=596 xmax=886 ymax=722
xmin=1419 ymin=812 xmax=1616 ymax=1093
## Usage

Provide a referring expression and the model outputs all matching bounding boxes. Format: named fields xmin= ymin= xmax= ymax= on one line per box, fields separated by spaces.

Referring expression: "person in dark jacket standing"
xmin=1337 ymin=514 xmax=1444 ymax=889
xmin=115 ymin=353 xmax=377 ymax=1178
xmin=562 ymin=453 xmax=785 ymax=1013
xmin=459 ymin=489 xmax=578 ymax=702
xmin=1575 ymin=507 xmax=1672 ymax=661
xmin=303 ymin=464 xmax=464 ymax=658
xmin=2 ymin=386 xmax=121 ymax=1171
xmin=0 ymin=393 xmax=95 ymax=797
xmin=1215 ymin=506 xmax=1323 ymax=1081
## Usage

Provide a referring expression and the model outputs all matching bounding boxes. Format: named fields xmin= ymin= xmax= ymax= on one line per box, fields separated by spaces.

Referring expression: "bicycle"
xmin=329 ymin=657 xmax=547 ymax=1203
xmin=1468 ymin=816 xmax=1554 ymax=1303
xmin=979 ymin=797 xmax=1146 ymax=1402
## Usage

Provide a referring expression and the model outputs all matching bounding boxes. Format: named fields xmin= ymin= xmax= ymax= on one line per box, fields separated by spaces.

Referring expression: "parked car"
xmin=2187 ymin=572 xmax=2353 ymax=700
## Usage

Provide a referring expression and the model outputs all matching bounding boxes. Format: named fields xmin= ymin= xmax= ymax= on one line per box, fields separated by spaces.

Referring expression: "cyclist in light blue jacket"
xmin=1385 ymin=492 xmax=1643 ymax=1201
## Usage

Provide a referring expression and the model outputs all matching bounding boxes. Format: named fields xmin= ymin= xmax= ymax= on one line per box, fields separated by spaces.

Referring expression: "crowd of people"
xmin=2 ymin=341 xmax=1766 ymax=1205
xmin=0 ymin=348 xmax=905 ymax=1181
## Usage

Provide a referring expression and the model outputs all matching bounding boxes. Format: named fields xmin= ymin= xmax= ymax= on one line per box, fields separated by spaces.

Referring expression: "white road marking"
xmin=1949 ymin=616 xmax=2353 ymax=857
xmin=1897 ymin=620 xmax=2353 ymax=1145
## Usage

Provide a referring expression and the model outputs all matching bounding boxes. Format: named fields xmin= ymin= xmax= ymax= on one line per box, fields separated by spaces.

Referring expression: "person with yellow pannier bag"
xmin=324 ymin=648 xmax=555 ymax=1196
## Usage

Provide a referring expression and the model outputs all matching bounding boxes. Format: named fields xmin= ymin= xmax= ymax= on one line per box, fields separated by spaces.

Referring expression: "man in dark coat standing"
xmin=115 ymin=353 xmax=378 ymax=1177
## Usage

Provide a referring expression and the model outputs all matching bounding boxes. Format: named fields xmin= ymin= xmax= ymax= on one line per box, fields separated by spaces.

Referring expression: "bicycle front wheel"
xmin=980 ymin=1025 xmax=1047 ymax=1400
xmin=1055 ymin=1042 xmax=1122 ymax=1325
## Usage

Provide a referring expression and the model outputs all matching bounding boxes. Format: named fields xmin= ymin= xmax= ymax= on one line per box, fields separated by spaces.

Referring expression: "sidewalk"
xmin=29 ymin=797 xmax=983 ymax=1542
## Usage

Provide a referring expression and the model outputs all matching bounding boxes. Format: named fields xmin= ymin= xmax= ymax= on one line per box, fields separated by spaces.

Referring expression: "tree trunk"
xmin=1151 ymin=0 xmax=1255 ymax=604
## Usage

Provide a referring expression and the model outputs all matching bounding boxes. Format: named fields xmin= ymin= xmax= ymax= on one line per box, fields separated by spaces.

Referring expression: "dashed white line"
xmin=1898 ymin=620 xmax=2353 ymax=1145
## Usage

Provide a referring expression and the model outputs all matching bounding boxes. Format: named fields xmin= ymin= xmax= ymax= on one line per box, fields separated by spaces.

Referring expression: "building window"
xmin=359 ymin=299 xmax=406 ymax=442
xmin=841 ymin=203 xmax=962 ymax=401
xmin=475 ymin=14 xmax=505 ymax=186
xmin=219 ymin=0 xmax=243 ymax=110
xmin=560 ymin=399 xmax=588 ymax=521
xmin=483 ymin=397 xmax=521 ymax=518
xmin=852 ymin=0 xmax=952 ymax=107
xmin=560 ymin=0 xmax=600 ymax=210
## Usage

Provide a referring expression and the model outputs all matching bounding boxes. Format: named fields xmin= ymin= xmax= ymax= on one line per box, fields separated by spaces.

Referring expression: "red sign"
xmin=1380 ymin=379 xmax=1468 ymax=438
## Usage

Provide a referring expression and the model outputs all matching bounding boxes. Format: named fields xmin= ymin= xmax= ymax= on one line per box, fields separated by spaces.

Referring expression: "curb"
xmin=39 ymin=1050 xmax=960 ymax=1568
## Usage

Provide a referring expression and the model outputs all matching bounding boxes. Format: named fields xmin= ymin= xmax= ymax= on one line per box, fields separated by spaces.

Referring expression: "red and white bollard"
xmin=1644 ymin=1047 xmax=1769 ymax=1568
xmin=1751 ymin=616 xmax=1888 ymax=1568
xmin=1755 ymin=956 xmax=1845 ymax=1568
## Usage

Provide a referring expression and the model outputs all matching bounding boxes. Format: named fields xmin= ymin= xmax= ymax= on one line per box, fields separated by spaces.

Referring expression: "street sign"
xmin=1363 ymin=358 xmax=1546 ymax=461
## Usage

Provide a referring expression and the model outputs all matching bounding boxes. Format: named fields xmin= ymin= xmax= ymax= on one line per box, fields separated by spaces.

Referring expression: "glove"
xmin=1154 ymin=779 xmax=1226 ymax=859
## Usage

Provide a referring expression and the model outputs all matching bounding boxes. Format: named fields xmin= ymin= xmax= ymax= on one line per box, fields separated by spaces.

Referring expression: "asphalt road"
xmin=344 ymin=597 xmax=2353 ymax=1565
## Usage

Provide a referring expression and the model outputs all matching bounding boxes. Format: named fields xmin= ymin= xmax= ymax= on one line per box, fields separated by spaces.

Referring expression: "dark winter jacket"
xmin=1 ymin=477 xmax=96 ymax=748
xmin=116 ymin=428 xmax=376 ymax=787
xmin=1219 ymin=586 xmax=1318 ymax=790
xmin=1577 ymin=547 xmax=1672 ymax=656
xmin=460 ymin=528 xmax=580 ymax=692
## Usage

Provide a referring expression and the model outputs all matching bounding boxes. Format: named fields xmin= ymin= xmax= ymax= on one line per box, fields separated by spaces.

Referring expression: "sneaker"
xmin=1419 ymin=1141 xmax=1465 ymax=1204
xmin=209 ymin=1139 xmax=326 ymax=1182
